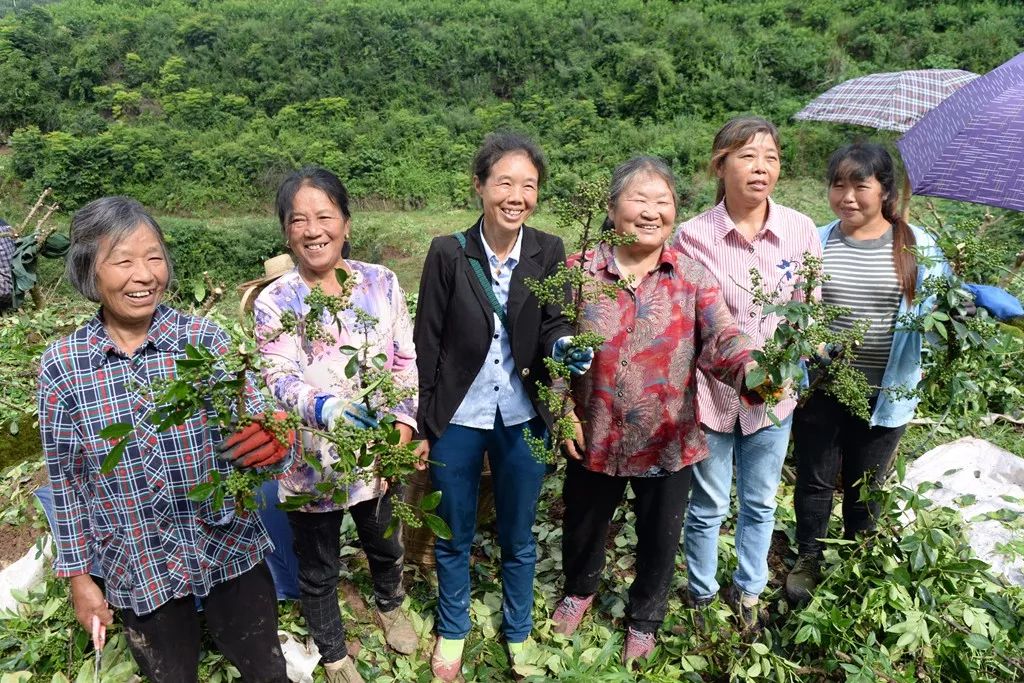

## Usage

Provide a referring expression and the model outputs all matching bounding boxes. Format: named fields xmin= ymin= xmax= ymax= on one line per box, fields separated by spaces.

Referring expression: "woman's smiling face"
xmin=286 ymin=184 xmax=350 ymax=281
xmin=473 ymin=151 xmax=539 ymax=237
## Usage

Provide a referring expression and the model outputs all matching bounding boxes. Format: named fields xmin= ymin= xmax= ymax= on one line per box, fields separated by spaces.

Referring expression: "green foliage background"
xmin=1 ymin=0 xmax=1022 ymax=212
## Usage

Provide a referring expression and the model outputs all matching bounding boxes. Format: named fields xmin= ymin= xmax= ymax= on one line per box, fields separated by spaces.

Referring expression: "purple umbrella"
xmin=897 ymin=52 xmax=1024 ymax=212
xmin=794 ymin=69 xmax=978 ymax=133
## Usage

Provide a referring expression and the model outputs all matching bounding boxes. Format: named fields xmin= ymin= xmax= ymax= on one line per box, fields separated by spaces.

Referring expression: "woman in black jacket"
xmin=414 ymin=132 xmax=588 ymax=680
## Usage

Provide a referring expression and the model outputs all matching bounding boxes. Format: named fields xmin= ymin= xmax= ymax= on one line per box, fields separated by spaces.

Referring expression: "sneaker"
xmin=724 ymin=584 xmax=767 ymax=634
xmin=785 ymin=555 xmax=821 ymax=604
xmin=551 ymin=594 xmax=595 ymax=636
xmin=377 ymin=607 xmax=418 ymax=655
xmin=622 ymin=626 xmax=656 ymax=664
xmin=431 ymin=637 xmax=462 ymax=682
xmin=323 ymin=656 xmax=364 ymax=683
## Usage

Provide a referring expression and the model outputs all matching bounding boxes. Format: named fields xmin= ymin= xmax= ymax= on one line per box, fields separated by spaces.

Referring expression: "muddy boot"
xmin=377 ymin=607 xmax=419 ymax=655
xmin=324 ymin=656 xmax=364 ymax=683
xmin=785 ymin=554 xmax=821 ymax=604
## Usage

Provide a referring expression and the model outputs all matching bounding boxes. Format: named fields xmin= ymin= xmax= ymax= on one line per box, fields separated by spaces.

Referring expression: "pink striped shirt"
xmin=673 ymin=198 xmax=821 ymax=435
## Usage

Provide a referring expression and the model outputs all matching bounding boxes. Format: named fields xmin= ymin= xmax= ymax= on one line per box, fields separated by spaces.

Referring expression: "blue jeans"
xmin=429 ymin=413 xmax=547 ymax=642
xmin=683 ymin=416 xmax=792 ymax=600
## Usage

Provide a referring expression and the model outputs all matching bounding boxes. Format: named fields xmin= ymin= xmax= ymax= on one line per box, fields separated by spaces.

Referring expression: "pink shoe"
xmin=551 ymin=594 xmax=595 ymax=636
xmin=622 ymin=626 xmax=656 ymax=664
xmin=431 ymin=637 xmax=462 ymax=682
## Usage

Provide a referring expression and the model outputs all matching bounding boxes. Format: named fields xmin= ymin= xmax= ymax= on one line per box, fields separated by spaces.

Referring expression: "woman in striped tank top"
xmin=785 ymin=143 xmax=948 ymax=603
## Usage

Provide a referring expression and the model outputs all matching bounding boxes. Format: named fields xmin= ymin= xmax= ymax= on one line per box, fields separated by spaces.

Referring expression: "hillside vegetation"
xmin=1 ymin=0 xmax=1022 ymax=212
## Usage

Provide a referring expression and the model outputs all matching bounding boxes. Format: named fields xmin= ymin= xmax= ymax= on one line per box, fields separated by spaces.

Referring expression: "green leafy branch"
xmin=522 ymin=178 xmax=634 ymax=464
xmin=98 ymin=269 xmax=450 ymax=537
xmin=742 ymin=253 xmax=871 ymax=422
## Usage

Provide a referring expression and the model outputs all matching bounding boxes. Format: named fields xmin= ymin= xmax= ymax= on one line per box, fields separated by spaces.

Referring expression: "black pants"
xmin=117 ymin=560 xmax=287 ymax=683
xmin=287 ymin=489 xmax=405 ymax=663
xmin=561 ymin=458 xmax=692 ymax=634
xmin=792 ymin=392 xmax=906 ymax=557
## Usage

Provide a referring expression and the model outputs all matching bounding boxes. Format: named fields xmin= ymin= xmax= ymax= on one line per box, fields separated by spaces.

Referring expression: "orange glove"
xmin=217 ymin=411 xmax=295 ymax=469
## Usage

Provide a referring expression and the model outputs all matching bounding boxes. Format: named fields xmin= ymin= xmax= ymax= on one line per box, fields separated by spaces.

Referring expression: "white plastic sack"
xmin=0 ymin=534 xmax=52 ymax=613
xmin=904 ymin=436 xmax=1024 ymax=585
xmin=279 ymin=631 xmax=320 ymax=683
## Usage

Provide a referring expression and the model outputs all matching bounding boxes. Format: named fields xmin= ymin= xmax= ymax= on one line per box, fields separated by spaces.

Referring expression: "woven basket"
xmin=403 ymin=455 xmax=495 ymax=568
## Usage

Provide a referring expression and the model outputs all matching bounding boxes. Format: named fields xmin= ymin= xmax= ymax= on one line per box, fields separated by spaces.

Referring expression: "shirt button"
xmin=748 ymin=246 xmax=755 ymax=253
xmin=494 ymin=386 xmax=499 ymax=392
xmin=749 ymin=311 xmax=756 ymax=318
xmin=493 ymin=334 xmax=499 ymax=339
xmin=494 ymin=359 xmax=500 ymax=364
xmin=521 ymin=368 xmax=530 ymax=378
xmin=616 ymin=390 xmax=624 ymax=397
xmin=626 ymin=327 xmax=633 ymax=333
xmin=620 ymin=360 xmax=628 ymax=367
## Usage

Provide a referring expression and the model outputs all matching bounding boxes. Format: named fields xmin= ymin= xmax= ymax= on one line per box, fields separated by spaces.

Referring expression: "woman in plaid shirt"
xmin=39 ymin=196 xmax=292 ymax=683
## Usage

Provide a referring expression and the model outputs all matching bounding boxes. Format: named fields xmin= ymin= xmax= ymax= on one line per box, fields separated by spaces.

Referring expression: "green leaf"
xmin=99 ymin=422 xmax=134 ymax=440
xmin=193 ymin=281 xmax=206 ymax=302
xmin=339 ymin=345 xmax=359 ymax=355
xmin=420 ymin=490 xmax=442 ymax=512
xmin=423 ymin=513 xmax=452 ymax=540
xmin=8 ymin=420 xmax=18 ymax=436
xmin=184 ymin=343 xmax=204 ymax=359
xmin=964 ymin=633 xmax=991 ymax=650
xmin=100 ymin=439 xmax=127 ymax=475
xmin=745 ymin=366 xmax=766 ymax=389
xmin=372 ymin=353 xmax=387 ymax=369
xmin=212 ymin=485 xmax=225 ymax=511
xmin=385 ymin=427 xmax=401 ymax=445
xmin=344 ymin=354 xmax=359 ymax=379
xmin=278 ymin=494 xmax=315 ymax=511
xmin=383 ymin=518 xmax=399 ymax=539
xmin=187 ymin=482 xmax=216 ymax=501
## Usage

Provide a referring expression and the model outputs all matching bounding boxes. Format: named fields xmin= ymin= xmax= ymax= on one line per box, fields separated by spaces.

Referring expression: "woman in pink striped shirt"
xmin=673 ymin=116 xmax=821 ymax=631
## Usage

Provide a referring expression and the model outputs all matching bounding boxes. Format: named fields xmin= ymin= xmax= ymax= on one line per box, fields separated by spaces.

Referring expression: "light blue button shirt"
xmin=450 ymin=225 xmax=537 ymax=429
xmin=819 ymin=221 xmax=950 ymax=428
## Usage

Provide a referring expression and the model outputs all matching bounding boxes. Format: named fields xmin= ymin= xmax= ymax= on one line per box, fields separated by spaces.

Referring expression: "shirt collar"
xmin=591 ymin=241 xmax=677 ymax=279
xmin=711 ymin=197 xmax=781 ymax=244
xmin=478 ymin=220 xmax=523 ymax=268
xmin=88 ymin=304 xmax=179 ymax=367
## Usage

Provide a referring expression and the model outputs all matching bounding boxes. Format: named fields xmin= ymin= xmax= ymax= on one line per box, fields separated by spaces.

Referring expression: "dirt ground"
xmin=0 ymin=467 xmax=48 ymax=568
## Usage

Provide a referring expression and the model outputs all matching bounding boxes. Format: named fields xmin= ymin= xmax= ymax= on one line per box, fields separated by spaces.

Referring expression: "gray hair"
xmin=66 ymin=196 xmax=173 ymax=302
xmin=602 ymin=156 xmax=678 ymax=231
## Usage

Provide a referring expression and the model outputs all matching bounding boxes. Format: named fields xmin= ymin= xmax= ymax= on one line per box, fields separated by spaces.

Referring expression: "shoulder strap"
xmin=452 ymin=231 xmax=509 ymax=330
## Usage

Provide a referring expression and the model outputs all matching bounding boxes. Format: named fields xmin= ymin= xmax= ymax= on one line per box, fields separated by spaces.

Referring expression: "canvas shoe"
xmin=551 ymin=594 xmax=595 ymax=636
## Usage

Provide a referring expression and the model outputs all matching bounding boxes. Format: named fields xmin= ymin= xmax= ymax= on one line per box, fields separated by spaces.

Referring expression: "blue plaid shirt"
xmin=39 ymin=305 xmax=275 ymax=616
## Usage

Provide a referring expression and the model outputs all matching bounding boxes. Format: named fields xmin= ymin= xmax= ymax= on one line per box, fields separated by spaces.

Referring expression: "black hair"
xmin=472 ymin=131 xmax=547 ymax=186
xmin=275 ymin=166 xmax=351 ymax=230
xmin=827 ymin=142 xmax=917 ymax=304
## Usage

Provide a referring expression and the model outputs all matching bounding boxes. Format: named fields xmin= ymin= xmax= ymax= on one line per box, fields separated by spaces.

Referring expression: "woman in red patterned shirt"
xmin=549 ymin=156 xmax=762 ymax=664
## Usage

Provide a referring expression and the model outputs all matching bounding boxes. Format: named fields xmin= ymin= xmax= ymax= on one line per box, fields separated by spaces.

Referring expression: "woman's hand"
xmin=413 ymin=440 xmax=430 ymax=471
xmin=70 ymin=574 xmax=113 ymax=633
xmin=562 ymin=412 xmax=586 ymax=461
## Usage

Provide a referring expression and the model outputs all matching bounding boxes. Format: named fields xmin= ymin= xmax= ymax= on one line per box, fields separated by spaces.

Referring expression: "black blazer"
xmin=414 ymin=220 xmax=573 ymax=439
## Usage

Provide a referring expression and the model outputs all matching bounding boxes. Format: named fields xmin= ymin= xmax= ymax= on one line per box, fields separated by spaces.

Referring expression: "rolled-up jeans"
xmin=683 ymin=416 xmax=792 ymax=601
xmin=429 ymin=412 xmax=547 ymax=643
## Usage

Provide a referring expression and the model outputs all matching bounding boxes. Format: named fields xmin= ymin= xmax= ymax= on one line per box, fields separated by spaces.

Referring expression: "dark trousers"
xmin=561 ymin=458 xmax=693 ymax=634
xmin=117 ymin=561 xmax=287 ymax=683
xmin=287 ymin=490 xmax=405 ymax=663
xmin=793 ymin=392 xmax=906 ymax=557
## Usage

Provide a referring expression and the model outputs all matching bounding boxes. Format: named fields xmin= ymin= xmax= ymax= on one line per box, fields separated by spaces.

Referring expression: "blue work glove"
xmin=552 ymin=336 xmax=594 ymax=376
xmin=321 ymin=397 xmax=379 ymax=430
